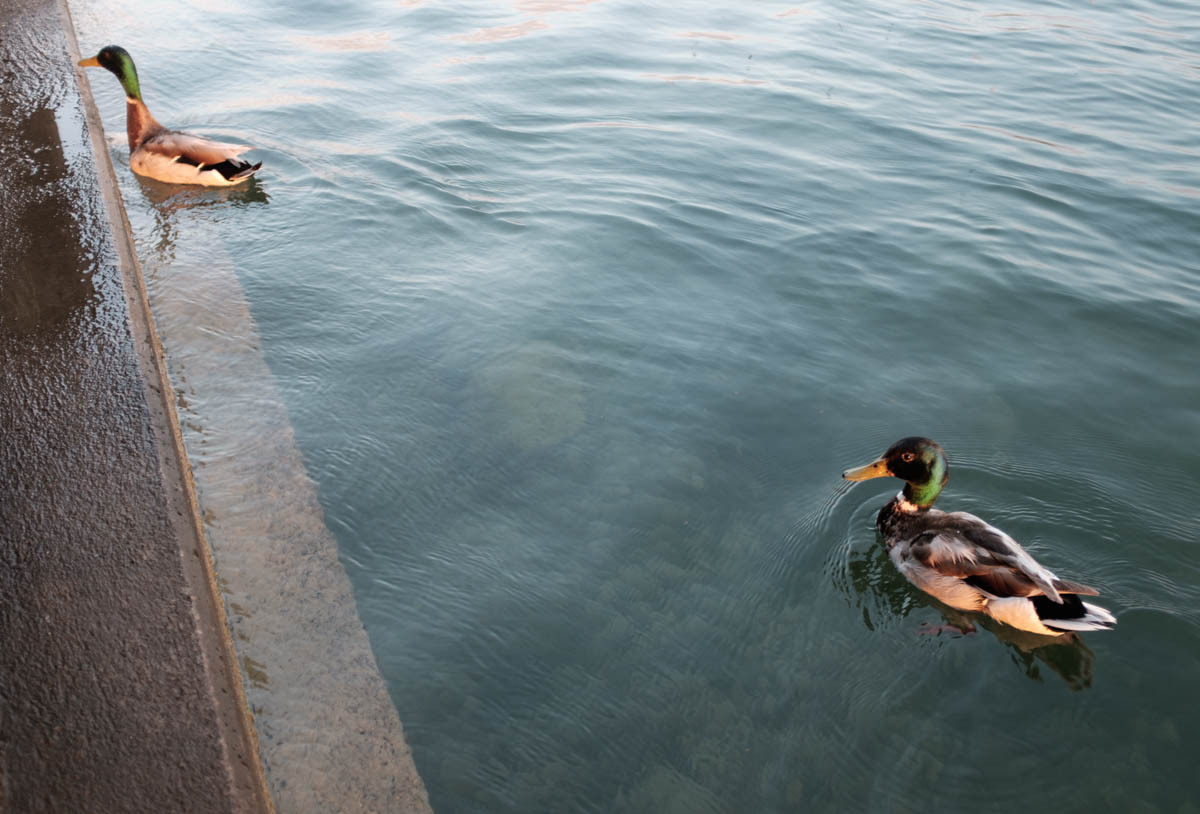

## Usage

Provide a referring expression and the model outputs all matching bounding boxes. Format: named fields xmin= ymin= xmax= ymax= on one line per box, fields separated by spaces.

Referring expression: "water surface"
xmin=75 ymin=0 xmax=1200 ymax=810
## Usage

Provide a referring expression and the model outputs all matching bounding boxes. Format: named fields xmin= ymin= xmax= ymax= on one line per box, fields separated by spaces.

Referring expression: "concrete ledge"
xmin=0 ymin=0 xmax=271 ymax=810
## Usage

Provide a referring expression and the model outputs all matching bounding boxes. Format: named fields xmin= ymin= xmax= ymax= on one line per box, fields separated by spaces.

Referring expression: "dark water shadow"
xmin=843 ymin=539 xmax=1097 ymax=690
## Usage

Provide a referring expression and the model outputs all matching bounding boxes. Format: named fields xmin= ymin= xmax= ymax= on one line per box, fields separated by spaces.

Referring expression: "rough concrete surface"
xmin=0 ymin=0 xmax=271 ymax=811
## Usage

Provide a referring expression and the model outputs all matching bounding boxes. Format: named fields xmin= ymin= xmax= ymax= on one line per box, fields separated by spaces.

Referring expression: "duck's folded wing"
xmin=960 ymin=567 xmax=1098 ymax=599
xmin=143 ymin=131 xmax=251 ymax=165
xmin=910 ymin=520 xmax=1069 ymax=603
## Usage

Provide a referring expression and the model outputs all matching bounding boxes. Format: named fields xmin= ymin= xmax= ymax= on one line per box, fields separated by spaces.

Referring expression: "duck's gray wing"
xmin=907 ymin=512 xmax=1092 ymax=603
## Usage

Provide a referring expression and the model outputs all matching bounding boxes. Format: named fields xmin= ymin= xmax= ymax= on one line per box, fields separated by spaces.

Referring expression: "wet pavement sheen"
xmin=0 ymin=0 xmax=268 ymax=810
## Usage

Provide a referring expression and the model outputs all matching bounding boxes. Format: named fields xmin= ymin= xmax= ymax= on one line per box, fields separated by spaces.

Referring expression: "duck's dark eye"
xmin=901 ymin=452 xmax=915 ymax=462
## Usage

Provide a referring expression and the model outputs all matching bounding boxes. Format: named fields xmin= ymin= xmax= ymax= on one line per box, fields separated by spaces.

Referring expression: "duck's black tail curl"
xmin=1035 ymin=594 xmax=1117 ymax=632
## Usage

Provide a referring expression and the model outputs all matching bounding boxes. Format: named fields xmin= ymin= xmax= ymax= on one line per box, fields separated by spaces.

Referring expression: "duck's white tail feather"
xmin=986 ymin=596 xmax=1056 ymax=634
xmin=1043 ymin=602 xmax=1117 ymax=632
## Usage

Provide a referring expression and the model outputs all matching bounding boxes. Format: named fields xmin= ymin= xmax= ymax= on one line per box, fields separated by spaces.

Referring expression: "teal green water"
xmin=77 ymin=0 xmax=1200 ymax=810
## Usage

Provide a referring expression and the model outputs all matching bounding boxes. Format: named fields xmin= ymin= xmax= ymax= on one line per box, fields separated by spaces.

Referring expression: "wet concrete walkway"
xmin=0 ymin=0 xmax=270 ymax=810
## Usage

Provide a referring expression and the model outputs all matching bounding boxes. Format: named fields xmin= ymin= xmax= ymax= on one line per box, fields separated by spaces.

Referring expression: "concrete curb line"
xmin=59 ymin=3 xmax=275 ymax=811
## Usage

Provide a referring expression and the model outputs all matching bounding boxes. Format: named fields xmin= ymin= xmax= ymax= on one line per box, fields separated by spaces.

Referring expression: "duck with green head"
xmin=78 ymin=45 xmax=261 ymax=186
xmin=843 ymin=437 xmax=1116 ymax=636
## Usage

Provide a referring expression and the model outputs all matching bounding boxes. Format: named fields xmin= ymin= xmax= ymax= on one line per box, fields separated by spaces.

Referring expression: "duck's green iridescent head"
xmin=842 ymin=436 xmax=949 ymax=508
xmin=78 ymin=45 xmax=142 ymax=101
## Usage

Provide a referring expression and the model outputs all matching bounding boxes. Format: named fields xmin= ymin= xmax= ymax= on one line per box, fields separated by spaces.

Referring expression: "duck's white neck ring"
xmin=895 ymin=492 xmax=921 ymax=514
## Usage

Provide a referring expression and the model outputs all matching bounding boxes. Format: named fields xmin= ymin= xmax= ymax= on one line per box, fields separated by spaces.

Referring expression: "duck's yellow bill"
xmin=78 ymin=56 xmax=101 ymax=67
xmin=842 ymin=458 xmax=891 ymax=481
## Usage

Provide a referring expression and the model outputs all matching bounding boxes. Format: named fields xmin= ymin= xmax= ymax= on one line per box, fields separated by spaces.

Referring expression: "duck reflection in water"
xmin=842 ymin=540 xmax=1097 ymax=691
xmin=137 ymin=172 xmax=269 ymax=206
xmin=134 ymin=174 xmax=268 ymax=263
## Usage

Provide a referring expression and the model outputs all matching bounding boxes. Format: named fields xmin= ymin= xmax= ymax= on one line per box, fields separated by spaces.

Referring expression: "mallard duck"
xmin=843 ymin=437 xmax=1116 ymax=636
xmin=78 ymin=45 xmax=261 ymax=186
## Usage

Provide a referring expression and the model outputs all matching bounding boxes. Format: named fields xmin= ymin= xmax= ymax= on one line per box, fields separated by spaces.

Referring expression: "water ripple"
xmin=74 ymin=0 xmax=1200 ymax=808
